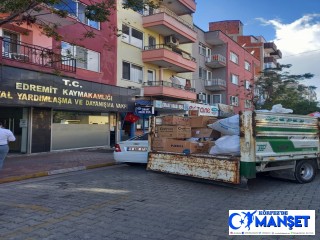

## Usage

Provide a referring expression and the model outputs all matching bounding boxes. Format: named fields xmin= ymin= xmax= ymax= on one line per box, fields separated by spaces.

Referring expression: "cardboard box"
xmin=152 ymin=138 xmax=208 ymax=153
xmin=191 ymin=128 xmax=213 ymax=138
xmin=190 ymin=116 xmax=217 ymax=128
xmin=159 ymin=116 xmax=190 ymax=126
xmin=156 ymin=125 xmax=191 ymax=139
xmin=200 ymin=141 xmax=215 ymax=153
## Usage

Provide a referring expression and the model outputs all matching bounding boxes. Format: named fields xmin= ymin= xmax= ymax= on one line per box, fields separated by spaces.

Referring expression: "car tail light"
xmin=115 ymin=144 xmax=121 ymax=152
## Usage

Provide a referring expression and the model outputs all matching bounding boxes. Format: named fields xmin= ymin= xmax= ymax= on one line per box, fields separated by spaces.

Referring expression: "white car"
xmin=113 ymin=133 xmax=148 ymax=164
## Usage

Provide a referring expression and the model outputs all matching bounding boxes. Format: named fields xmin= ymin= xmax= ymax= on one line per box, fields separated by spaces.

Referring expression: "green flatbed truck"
xmin=147 ymin=111 xmax=320 ymax=185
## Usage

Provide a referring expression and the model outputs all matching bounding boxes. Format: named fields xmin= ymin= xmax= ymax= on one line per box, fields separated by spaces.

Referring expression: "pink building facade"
xmin=193 ymin=24 xmax=260 ymax=113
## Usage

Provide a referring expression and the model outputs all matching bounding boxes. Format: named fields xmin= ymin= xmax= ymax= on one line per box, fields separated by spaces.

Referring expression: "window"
xmin=245 ymin=80 xmax=251 ymax=90
xmin=231 ymin=74 xmax=239 ymax=85
xmin=245 ymin=61 xmax=251 ymax=71
xmin=61 ymin=42 xmax=100 ymax=72
xmin=206 ymin=48 xmax=212 ymax=58
xmin=54 ymin=0 xmax=100 ymax=29
xmin=148 ymin=36 xmax=156 ymax=48
xmin=199 ymin=44 xmax=206 ymax=56
xmin=230 ymin=52 xmax=239 ymax=64
xmin=122 ymin=0 xmax=144 ymax=14
xmin=199 ymin=43 xmax=211 ymax=58
xmin=245 ymin=100 xmax=252 ymax=109
xmin=3 ymin=30 xmax=19 ymax=54
xmin=230 ymin=96 xmax=239 ymax=106
xmin=122 ymin=61 xmax=143 ymax=83
xmin=199 ymin=67 xmax=211 ymax=80
xmin=147 ymin=69 xmax=155 ymax=83
xmin=207 ymin=94 xmax=221 ymax=105
xmin=122 ymin=24 xmax=143 ymax=48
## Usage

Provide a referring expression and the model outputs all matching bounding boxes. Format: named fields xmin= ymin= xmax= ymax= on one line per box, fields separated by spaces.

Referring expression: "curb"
xmin=0 ymin=162 xmax=115 ymax=184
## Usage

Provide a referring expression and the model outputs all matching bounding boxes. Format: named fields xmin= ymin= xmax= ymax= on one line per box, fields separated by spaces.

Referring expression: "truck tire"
xmin=294 ymin=160 xmax=317 ymax=183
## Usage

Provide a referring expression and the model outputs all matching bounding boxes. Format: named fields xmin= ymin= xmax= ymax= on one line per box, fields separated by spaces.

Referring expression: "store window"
xmin=53 ymin=111 xmax=109 ymax=124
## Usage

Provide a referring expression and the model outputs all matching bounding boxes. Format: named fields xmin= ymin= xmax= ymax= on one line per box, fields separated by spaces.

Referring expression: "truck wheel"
xmin=294 ymin=160 xmax=317 ymax=183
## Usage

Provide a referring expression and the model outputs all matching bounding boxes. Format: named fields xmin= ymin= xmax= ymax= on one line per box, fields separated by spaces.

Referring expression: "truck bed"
xmin=147 ymin=152 xmax=240 ymax=184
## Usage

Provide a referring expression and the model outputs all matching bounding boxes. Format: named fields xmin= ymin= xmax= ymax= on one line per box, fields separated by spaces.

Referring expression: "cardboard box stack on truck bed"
xmin=147 ymin=111 xmax=320 ymax=186
xmin=152 ymin=116 xmax=218 ymax=154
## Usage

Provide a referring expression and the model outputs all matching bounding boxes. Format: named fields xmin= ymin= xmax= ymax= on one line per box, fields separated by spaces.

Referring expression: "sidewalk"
xmin=0 ymin=148 xmax=116 ymax=184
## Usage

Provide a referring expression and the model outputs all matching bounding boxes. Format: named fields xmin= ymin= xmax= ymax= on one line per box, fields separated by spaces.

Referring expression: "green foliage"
xmin=122 ymin=0 xmax=159 ymax=12
xmin=255 ymin=64 xmax=318 ymax=114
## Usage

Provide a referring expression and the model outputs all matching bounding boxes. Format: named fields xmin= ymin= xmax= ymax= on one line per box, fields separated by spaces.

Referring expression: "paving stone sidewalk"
xmin=0 ymin=148 xmax=115 ymax=183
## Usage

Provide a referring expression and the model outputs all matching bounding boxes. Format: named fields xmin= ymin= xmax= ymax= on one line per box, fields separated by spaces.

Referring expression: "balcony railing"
xmin=144 ymin=81 xmax=196 ymax=92
xmin=144 ymin=6 xmax=195 ymax=31
xmin=144 ymin=44 xmax=196 ymax=62
xmin=204 ymin=78 xmax=227 ymax=91
xmin=205 ymin=54 xmax=227 ymax=68
xmin=1 ymin=38 xmax=76 ymax=72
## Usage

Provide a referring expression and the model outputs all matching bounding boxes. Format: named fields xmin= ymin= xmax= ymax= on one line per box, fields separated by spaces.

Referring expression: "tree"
xmin=0 ymin=0 xmax=158 ymax=40
xmin=254 ymin=64 xmax=318 ymax=114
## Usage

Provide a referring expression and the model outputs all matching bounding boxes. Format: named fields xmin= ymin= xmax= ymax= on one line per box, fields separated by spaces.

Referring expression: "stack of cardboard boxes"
xmin=152 ymin=116 xmax=219 ymax=154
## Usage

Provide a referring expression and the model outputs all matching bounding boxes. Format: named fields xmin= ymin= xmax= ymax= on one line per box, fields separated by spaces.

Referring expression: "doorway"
xmin=0 ymin=107 xmax=25 ymax=153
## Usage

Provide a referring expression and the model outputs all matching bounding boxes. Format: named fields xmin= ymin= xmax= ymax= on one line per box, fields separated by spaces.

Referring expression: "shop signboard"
xmin=135 ymin=106 xmax=154 ymax=115
xmin=0 ymin=66 xmax=135 ymax=112
xmin=153 ymin=100 xmax=187 ymax=111
xmin=184 ymin=102 xmax=219 ymax=117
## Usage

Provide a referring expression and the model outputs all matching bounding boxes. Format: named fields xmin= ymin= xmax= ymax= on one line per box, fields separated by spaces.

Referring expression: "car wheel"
xmin=294 ymin=160 xmax=317 ymax=183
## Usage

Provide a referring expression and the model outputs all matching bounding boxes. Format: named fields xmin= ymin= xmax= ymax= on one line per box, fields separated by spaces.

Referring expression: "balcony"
xmin=143 ymin=81 xmax=197 ymax=101
xmin=205 ymin=54 xmax=227 ymax=68
xmin=142 ymin=44 xmax=196 ymax=73
xmin=143 ymin=7 xmax=197 ymax=43
xmin=204 ymin=31 xmax=227 ymax=46
xmin=270 ymin=49 xmax=282 ymax=59
xmin=204 ymin=79 xmax=227 ymax=91
xmin=1 ymin=38 xmax=76 ymax=73
xmin=264 ymin=42 xmax=277 ymax=53
xmin=160 ymin=0 xmax=196 ymax=15
xmin=264 ymin=56 xmax=277 ymax=65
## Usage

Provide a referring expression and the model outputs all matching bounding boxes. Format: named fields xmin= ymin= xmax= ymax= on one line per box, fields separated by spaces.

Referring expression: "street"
xmin=0 ymin=164 xmax=319 ymax=240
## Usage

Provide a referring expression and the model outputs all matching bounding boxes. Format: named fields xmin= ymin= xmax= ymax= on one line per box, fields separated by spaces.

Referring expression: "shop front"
xmin=0 ymin=66 xmax=135 ymax=153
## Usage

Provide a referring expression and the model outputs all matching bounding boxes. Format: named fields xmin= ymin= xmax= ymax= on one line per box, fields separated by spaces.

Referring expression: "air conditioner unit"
xmin=197 ymin=92 xmax=206 ymax=103
xmin=165 ymin=35 xmax=179 ymax=47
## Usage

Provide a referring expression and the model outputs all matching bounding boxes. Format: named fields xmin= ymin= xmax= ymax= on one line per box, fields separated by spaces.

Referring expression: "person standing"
xmin=0 ymin=122 xmax=16 ymax=170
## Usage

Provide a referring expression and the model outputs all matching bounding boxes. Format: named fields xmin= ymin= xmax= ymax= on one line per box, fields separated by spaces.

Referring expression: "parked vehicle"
xmin=114 ymin=133 xmax=148 ymax=164
xmin=147 ymin=111 xmax=320 ymax=186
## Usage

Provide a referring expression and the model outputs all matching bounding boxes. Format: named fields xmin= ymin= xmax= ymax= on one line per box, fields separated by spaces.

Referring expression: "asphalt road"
xmin=0 ymin=164 xmax=319 ymax=240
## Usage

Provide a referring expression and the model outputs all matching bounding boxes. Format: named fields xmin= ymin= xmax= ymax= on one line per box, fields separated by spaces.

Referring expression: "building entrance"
xmin=0 ymin=107 xmax=28 ymax=153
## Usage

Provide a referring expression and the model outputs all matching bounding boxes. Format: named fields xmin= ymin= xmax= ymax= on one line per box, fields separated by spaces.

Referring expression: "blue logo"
xmin=229 ymin=211 xmax=257 ymax=230
xmin=229 ymin=210 xmax=315 ymax=236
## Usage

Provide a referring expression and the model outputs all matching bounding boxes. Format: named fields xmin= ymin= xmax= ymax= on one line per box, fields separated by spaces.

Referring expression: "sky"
xmin=194 ymin=0 xmax=320 ymax=99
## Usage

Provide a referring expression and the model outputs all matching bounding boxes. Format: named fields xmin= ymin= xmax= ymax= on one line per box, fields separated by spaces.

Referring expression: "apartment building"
xmin=117 ymin=0 xmax=198 ymax=136
xmin=209 ymin=20 xmax=282 ymax=104
xmin=193 ymin=24 xmax=260 ymax=113
xmin=0 ymin=1 xmax=136 ymax=153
